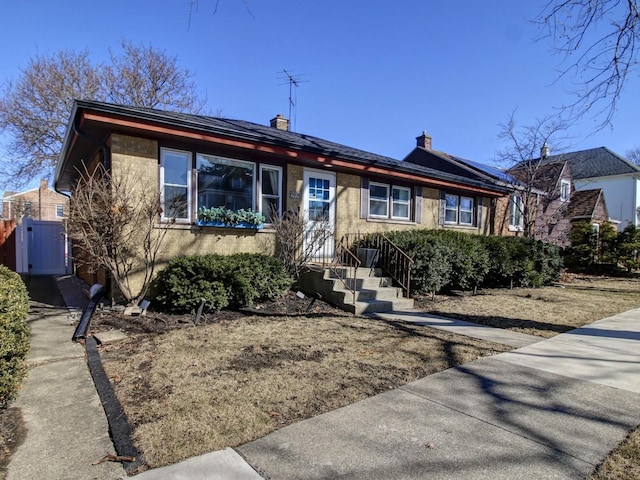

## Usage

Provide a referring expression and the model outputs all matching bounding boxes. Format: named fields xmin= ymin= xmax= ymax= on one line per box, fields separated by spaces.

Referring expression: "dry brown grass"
xmin=100 ymin=314 xmax=509 ymax=468
xmin=416 ymin=274 xmax=640 ymax=338
xmin=98 ymin=273 xmax=640 ymax=475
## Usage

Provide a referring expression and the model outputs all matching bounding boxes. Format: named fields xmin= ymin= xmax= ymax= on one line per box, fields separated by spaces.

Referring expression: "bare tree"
xmin=537 ymin=0 xmax=640 ymax=126
xmin=0 ymin=41 xmax=206 ymax=188
xmin=104 ymin=40 xmax=205 ymax=112
xmin=268 ymin=208 xmax=334 ymax=279
xmin=496 ymin=112 xmax=571 ymax=238
xmin=0 ymin=50 xmax=103 ymax=186
xmin=67 ymin=164 xmax=174 ymax=304
xmin=627 ymin=146 xmax=640 ymax=165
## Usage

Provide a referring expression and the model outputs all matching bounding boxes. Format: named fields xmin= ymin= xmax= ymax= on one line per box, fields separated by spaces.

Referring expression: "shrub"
xmin=0 ymin=266 xmax=30 ymax=410
xmin=152 ymin=253 xmax=292 ymax=313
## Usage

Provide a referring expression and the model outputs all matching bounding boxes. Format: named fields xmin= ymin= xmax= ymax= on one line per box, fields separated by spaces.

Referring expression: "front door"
xmin=303 ymin=169 xmax=336 ymax=261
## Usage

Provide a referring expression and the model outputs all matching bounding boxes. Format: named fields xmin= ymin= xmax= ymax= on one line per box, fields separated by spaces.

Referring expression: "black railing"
xmin=340 ymin=233 xmax=414 ymax=298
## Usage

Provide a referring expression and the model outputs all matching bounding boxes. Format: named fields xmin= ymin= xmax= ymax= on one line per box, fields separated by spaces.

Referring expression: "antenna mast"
xmin=278 ymin=69 xmax=307 ymax=131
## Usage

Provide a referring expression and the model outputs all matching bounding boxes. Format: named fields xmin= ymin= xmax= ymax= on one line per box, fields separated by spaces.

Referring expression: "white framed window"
xmin=56 ymin=205 xmax=64 ymax=218
xmin=369 ymin=182 xmax=390 ymax=218
xmin=160 ymin=147 xmax=282 ymax=224
xmin=445 ymin=194 xmax=474 ymax=226
xmin=368 ymin=182 xmax=412 ymax=221
xmin=197 ymin=154 xmax=255 ymax=212
xmin=392 ymin=186 xmax=411 ymax=220
xmin=259 ymin=165 xmax=282 ymax=223
xmin=560 ymin=180 xmax=570 ymax=202
xmin=160 ymin=148 xmax=191 ymax=221
xmin=509 ymin=195 xmax=523 ymax=230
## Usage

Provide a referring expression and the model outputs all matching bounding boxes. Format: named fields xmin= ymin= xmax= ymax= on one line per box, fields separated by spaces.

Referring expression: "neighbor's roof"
xmin=539 ymin=147 xmax=640 ymax=179
xmin=56 ymin=100 xmax=509 ymax=195
xmin=567 ymin=189 xmax=605 ymax=219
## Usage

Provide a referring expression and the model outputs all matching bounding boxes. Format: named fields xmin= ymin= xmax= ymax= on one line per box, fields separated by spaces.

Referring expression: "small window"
xmin=509 ymin=195 xmax=523 ymax=229
xmin=56 ymin=205 xmax=64 ymax=218
xmin=160 ymin=148 xmax=191 ymax=221
xmin=392 ymin=186 xmax=411 ymax=220
xmin=444 ymin=194 xmax=475 ymax=226
xmin=560 ymin=180 xmax=570 ymax=202
xmin=260 ymin=165 xmax=282 ymax=223
xmin=369 ymin=182 xmax=389 ymax=218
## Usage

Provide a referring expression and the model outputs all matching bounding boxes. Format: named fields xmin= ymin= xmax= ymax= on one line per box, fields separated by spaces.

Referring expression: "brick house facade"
xmin=2 ymin=179 xmax=68 ymax=221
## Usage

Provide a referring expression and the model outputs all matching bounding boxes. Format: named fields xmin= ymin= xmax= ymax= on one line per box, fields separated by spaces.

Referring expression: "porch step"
xmin=298 ymin=266 xmax=414 ymax=315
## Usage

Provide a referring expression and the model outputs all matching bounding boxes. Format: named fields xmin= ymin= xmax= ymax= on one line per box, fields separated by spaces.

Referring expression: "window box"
xmin=196 ymin=220 xmax=264 ymax=229
xmin=197 ymin=207 xmax=265 ymax=229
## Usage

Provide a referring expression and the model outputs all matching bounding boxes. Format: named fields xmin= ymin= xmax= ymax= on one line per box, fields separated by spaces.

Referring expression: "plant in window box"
xmin=197 ymin=206 xmax=265 ymax=228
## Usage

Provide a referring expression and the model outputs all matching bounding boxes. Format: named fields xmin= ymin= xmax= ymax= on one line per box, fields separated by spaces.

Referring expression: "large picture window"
xmin=197 ymin=154 xmax=255 ymax=212
xmin=160 ymin=147 xmax=281 ymax=224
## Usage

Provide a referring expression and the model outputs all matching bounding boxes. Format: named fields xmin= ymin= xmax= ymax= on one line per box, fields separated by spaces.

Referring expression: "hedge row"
xmin=152 ymin=253 xmax=292 ymax=313
xmin=356 ymin=230 xmax=562 ymax=296
xmin=0 ymin=265 xmax=30 ymax=410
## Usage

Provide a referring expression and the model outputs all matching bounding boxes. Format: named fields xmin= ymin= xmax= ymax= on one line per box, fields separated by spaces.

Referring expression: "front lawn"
xmin=95 ymin=275 xmax=640 ymax=477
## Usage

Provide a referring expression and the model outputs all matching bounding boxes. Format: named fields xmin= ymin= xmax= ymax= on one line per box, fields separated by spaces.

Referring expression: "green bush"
xmin=376 ymin=230 xmax=562 ymax=295
xmin=0 ymin=266 xmax=30 ymax=410
xmin=152 ymin=253 xmax=292 ymax=313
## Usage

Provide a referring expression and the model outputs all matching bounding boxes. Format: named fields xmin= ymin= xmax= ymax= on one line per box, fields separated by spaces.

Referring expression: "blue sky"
xmin=1 ymin=0 xmax=638 ymax=177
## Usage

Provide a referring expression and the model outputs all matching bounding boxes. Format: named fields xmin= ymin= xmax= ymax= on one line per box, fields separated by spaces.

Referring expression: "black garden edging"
xmin=85 ymin=336 xmax=142 ymax=474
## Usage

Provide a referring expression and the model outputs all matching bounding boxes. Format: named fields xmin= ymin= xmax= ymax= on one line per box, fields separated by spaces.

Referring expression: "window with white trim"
xmin=260 ymin=165 xmax=282 ymax=223
xmin=560 ymin=179 xmax=570 ymax=202
xmin=445 ymin=194 xmax=474 ymax=226
xmin=369 ymin=182 xmax=411 ymax=220
xmin=160 ymin=147 xmax=282 ymax=223
xmin=509 ymin=195 xmax=523 ymax=230
xmin=160 ymin=148 xmax=191 ymax=221
xmin=56 ymin=205 xmax=64 ymax=218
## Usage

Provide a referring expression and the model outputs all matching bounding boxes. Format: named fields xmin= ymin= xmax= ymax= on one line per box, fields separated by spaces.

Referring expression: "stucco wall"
xmin=575 ymin=175 xmax=640 ymax=230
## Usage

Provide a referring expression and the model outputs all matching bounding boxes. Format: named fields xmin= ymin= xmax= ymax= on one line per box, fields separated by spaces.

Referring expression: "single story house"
xmin=55 ymin=100 xmax=510 ymax=299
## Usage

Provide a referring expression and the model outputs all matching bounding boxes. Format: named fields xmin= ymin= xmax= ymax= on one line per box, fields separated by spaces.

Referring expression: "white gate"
xmin=17 ymin=220 xmax=69 ymax=275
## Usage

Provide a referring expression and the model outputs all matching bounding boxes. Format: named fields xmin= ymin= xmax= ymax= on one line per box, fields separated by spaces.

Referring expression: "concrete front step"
xmin=298 ymin=265 xmax=413 ymax=315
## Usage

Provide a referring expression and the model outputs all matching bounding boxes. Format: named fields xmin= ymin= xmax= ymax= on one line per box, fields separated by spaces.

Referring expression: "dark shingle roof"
xmin=567 ymin=189 xmax=603 ymax=218
xmin=66 ymin=100 xmax=507 ymax=193
xmin=508 ymin=162 xmax=566 ymax=192
xmin=539 ymin=147 xmax=640 ymax=179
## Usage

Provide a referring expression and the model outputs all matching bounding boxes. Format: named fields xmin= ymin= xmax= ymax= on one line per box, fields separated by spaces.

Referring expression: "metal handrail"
xmin=328 ymin=236 xmax=361 ymax=304
xmin=376 ymin=233 xmax=414 ymax=297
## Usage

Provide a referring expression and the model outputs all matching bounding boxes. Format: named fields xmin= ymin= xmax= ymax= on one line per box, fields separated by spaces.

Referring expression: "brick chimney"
xmin=270 ymin=114 xmax=290 ymax=131
xmin=416 ymin=131 xmax=432 ymax=150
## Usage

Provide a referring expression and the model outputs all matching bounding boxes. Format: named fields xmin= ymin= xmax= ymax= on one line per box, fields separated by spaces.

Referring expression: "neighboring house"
xmin=55 ymin=100 xmax=510 ymax=295
xmin=2 ymin=179 xmax=68 ymax=221
xmin=402 ymin=133 xmax=531 ymax=237
xmin=510 ymin=157 xmax=611 ymax=248
xmin=537 ymin=147 xmax=640 ymax=230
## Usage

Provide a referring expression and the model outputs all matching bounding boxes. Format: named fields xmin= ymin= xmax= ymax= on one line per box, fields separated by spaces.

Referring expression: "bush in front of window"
xmin=0 ymin=265 xmax=30 ymax=410
xmin=151 ymin=253 xmax=292 ymax=313
xmin=197 ymin=206 xmax=265 ymax=227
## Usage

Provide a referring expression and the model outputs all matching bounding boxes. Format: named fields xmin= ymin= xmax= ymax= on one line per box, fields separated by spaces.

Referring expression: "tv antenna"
xmin=278 ymin=69 xmax=308 ymax=131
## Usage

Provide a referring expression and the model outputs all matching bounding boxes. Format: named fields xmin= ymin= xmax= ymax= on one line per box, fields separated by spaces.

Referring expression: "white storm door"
xmin=303 ymin=169 xmax=336 ymax=260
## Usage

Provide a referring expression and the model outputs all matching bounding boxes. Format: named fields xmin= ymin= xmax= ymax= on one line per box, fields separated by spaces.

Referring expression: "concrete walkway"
xmin=6 ymin=275 xmax=126 ymax=480
xmin=6 ymin=276 xmax=640 ymax=479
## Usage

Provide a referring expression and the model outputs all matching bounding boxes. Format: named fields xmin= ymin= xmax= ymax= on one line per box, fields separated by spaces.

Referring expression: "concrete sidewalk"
xmin=238 ymin=309 xmax=640 ymax=479
xmin=6 ymin=275 xmax=126 ymax=480
xmin=6 ymin=276 xmax=640 ymax=479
